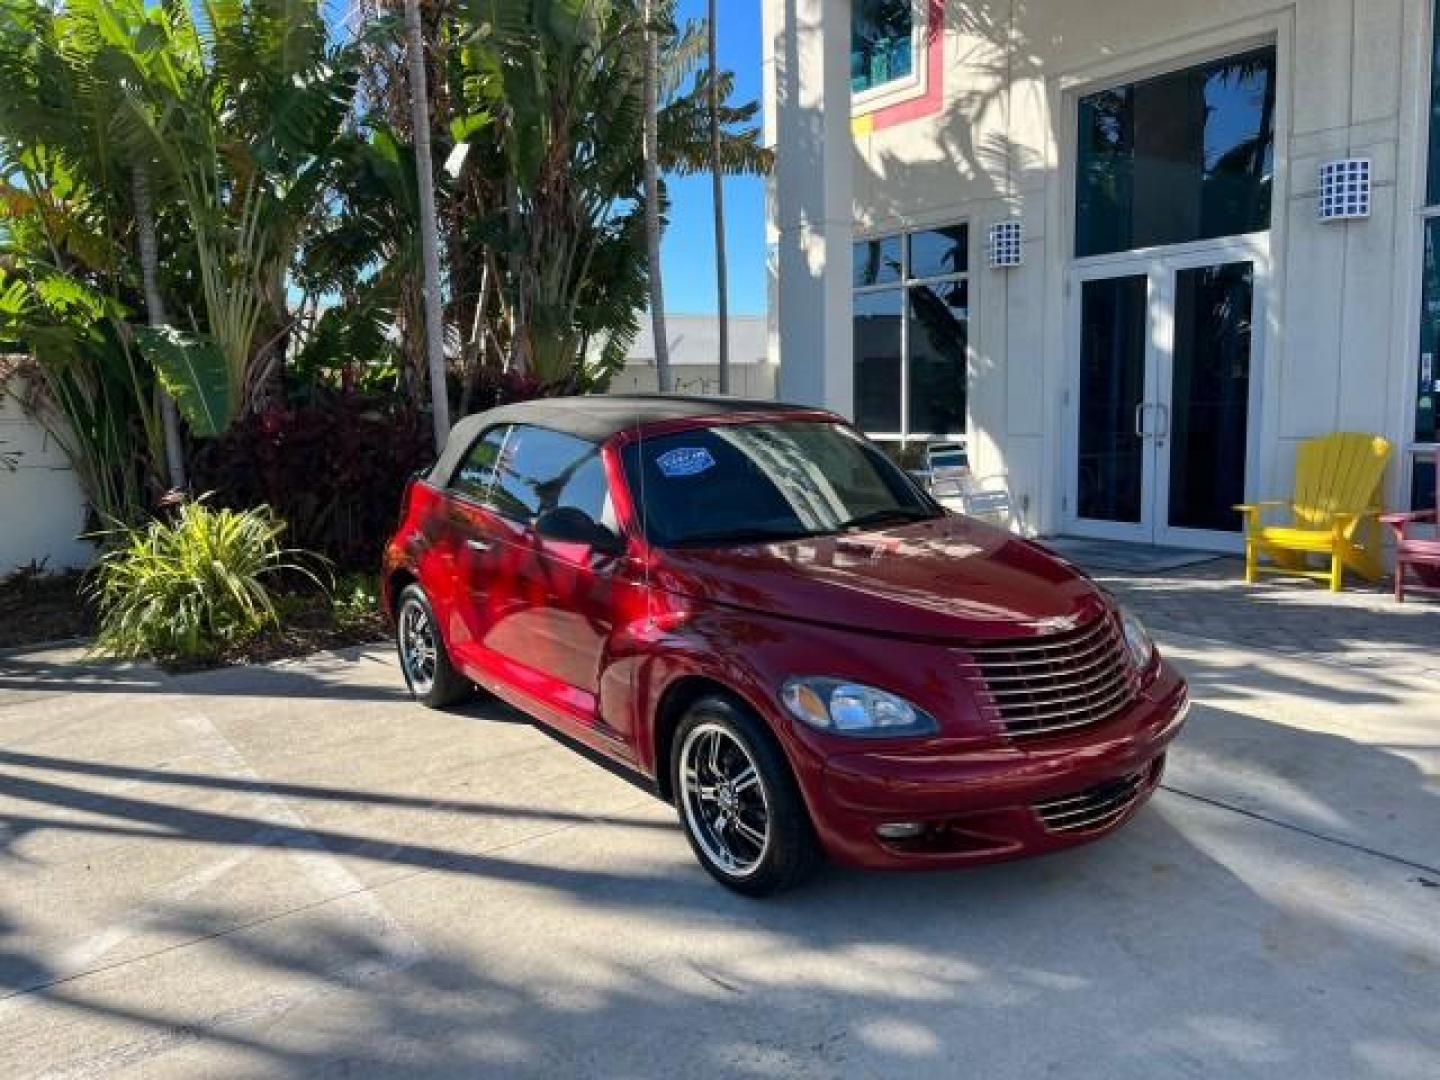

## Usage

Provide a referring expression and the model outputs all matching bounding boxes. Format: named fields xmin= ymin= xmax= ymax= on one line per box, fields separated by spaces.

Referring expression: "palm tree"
xmin=402 ymin=0 xmax=452 ymax=449
xmin=707 ymin=0 xmax=729 ymax=394
xmin=130 ymin=164 xmax=186 ymax=490
xmin=103 ymin=0 xmax=375 ymax=434
xmin=642 ymin=0 xmax=672 ymax=392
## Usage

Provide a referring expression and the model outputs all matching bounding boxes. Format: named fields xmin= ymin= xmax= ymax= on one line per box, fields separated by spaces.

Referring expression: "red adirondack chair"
xmin=1381 ymin=449 xmax=1440 ymax=602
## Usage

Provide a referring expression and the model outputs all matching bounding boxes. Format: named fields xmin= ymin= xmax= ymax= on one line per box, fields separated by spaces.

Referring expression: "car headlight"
xmin=1119 ymin=607 xmax=1156 ymax=671
xmin=781 ymin=678 xmax=939 ymax=737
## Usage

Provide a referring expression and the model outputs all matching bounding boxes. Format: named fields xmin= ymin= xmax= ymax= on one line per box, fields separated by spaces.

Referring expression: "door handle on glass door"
xmin=1134 ymin=403 xmax=1150 ymax=438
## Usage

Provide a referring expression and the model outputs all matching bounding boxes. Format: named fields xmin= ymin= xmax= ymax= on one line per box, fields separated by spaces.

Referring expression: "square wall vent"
xmin=1318 ymin=158 xmax=1372 ymax=222
xmin=988 ymin=220 xmax=1023 ymax=269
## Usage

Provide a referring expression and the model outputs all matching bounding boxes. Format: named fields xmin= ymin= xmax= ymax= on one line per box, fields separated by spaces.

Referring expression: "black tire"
xmin=669 ymin=695 xmax=820 ymax=897
xmin=395 ymin=584 xmax=473 ymax=708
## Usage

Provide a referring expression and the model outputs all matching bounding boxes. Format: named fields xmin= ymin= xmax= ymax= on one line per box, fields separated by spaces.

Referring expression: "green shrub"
xmin=90 ymin=500 xmax=319 ymax=663
xmin=330 ymin=573 xmax=381 ymax=635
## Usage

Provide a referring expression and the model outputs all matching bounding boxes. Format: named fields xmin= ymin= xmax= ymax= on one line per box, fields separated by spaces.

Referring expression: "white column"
xmin=772 ymin=0 xmax=854 ymax=416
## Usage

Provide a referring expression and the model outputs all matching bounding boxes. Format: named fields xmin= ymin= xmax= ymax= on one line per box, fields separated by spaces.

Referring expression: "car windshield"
xmin=621 ymin=420 xmax=940 ymax=547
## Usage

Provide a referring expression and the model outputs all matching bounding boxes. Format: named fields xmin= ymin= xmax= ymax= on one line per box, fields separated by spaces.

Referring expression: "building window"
xmin=1415 ymin=3 xmax=1440 ymax=509
xmin=1418 ymin=221 xmax=1438 ymax=508
xmin=851 ymin=0 xmax=917 ymax=97
xmin=852 ymin=225 xmax=969 ymax=439
xmin=1075 ymin=47 xmax=1277 ymax=258
xmin=1431 ymin=0 xmax=1440 ymax=209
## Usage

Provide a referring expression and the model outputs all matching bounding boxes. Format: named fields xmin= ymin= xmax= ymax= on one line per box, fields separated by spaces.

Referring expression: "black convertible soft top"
xmin=429 ymin=394 xmax=821 ymax=488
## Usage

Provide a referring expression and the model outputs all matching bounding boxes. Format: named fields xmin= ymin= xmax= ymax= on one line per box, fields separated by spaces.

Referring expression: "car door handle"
xmin=466 ymin=539 xmax=492 ymax=553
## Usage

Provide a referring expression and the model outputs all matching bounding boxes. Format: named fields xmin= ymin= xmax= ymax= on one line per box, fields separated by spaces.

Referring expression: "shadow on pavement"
xmin=1 ymin=697 xmax=1438 ymax=1076
xmin=0 ymin=646 xmax=418 ymax=705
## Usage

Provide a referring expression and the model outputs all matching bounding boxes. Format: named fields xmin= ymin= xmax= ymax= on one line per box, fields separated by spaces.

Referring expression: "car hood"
xmin=650 ymin=515 xmax=1110 ymax=642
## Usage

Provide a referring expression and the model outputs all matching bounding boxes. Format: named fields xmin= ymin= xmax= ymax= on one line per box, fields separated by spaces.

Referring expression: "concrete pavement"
xmin=0 ymin=628 xmax=1437 ymax=1078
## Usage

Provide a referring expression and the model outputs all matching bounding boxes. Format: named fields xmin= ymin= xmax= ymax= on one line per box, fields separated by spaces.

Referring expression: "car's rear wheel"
xmin=671 ymin=696 xmax=819 ymax=896
xmin=396 ymin=584 xmax=472 ymax=708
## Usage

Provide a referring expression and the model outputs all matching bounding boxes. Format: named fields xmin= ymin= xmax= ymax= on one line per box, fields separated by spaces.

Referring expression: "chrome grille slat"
xmin=1036 ymin=784 xmax=1141 ymax=823
xmin=1004 ymin=713 xmax=1120 ymax=737
xmin=964 ymin=618 xmax=1111 ymax=655
xmin=963 ymin=613 xmax=1139 ymax=738
xmin=1046 ymin=803 xmax=1134 ymax=834
xmin=1032 ymin=775 xmax=1144 ymax=814
xmin=987 ymin=657 xmax=1129 ymax=700
xmin=990 ymin=676 xmax=1134 ymax=720
xmin=1032 ymin=769 xmax=1149 ymax=833
xmin=969 ymin=637 xmax=1120 ymax=674
xmin=964 ymin=625 xmax=1118 ymax=667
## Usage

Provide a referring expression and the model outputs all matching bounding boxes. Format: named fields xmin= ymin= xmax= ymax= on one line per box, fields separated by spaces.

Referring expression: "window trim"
xmin=852 ymin=221 xmax=971 ymax=442
xmin=851 ymin=0 xmax=929 ymax=111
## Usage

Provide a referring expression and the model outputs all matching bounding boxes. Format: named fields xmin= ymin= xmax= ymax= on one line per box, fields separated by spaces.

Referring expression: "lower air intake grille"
xmin=1031 ymin=767 xmax=1150 ymax=834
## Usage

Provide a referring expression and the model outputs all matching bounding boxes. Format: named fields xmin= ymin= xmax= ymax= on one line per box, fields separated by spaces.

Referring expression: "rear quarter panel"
xmin=384 ymin=480 xmax=459 ymax=624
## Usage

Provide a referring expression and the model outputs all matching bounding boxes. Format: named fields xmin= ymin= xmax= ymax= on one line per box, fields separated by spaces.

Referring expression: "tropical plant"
xmin=1 ymin=0 xmax=379 ymax=519
xmin=0 ymin=0 xmax=169 ymax=521
xmin=188 ymin=392 xmax=437 ymax=570
xmin=330 ymin=573 xmax=382 ymax=636
xmin=102 ymin=0 xmax=374 ymax=434
xmin=89 ymin=499 xmax=320 ymax=662
xmin=460 ymin=0 xmax=643 ymax=385
xmin=2 ymin=0 xmax=769 ymax=556
xmin=451 ymin=0 xmax=769 ymax=391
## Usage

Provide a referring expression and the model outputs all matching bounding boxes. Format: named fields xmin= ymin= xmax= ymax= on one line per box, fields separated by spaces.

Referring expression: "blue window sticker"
xmin=656 ymin=446 xmax=716 ymax=478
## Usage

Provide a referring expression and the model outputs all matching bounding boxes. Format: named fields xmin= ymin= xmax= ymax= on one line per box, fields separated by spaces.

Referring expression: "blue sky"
xmin=663 ymin=1 xmax=767 ymax=316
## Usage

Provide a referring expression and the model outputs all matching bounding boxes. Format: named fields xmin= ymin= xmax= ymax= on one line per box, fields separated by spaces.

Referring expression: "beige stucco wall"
xmin=608 ymin=362 xmax=779 ymax=398
xmin=605 ymin=314 xmax=778 ymax=398
xmin=768 ymin=0 xmax=1434 ymax=536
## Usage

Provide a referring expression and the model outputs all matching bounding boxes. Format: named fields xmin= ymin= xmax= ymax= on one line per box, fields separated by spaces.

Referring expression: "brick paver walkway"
xmin=1089 ymin=557 xmax=1440 ymax=679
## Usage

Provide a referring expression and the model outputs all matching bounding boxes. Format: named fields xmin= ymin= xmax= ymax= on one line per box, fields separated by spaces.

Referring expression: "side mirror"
xmin=534 ymin=506 xmax=624 ymax=555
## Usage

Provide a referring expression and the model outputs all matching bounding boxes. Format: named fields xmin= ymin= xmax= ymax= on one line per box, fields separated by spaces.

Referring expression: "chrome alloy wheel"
xmin=398 ymin=598 xmax=438 ymax=695
xmin=679 ymin=722 xmax=772 ymax=877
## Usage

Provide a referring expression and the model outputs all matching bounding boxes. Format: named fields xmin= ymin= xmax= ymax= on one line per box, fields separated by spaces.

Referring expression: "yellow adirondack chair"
xmin=1236 ymin=432 xmax=1392 ymax=592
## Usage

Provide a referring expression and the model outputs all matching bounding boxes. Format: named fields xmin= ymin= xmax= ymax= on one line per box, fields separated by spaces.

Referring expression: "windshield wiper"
xmin=838 ymin=507 xmax=940 ymax=532
xmin=670 ymin=526 xmax=818 ymax=548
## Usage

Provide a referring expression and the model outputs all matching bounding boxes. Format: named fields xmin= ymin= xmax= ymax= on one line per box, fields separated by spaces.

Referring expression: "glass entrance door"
xmin=1075 ymin=273 xmax=1153 ymax=542
xmin=1068 ymin=257 xmax=1257 ymax=550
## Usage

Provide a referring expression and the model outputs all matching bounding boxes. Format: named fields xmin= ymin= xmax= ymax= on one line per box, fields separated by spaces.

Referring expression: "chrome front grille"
xmin=1032 ymin=767 xmax=1150 ymax=834
xmin=963 ymin=614 xmax=1138 ymax=738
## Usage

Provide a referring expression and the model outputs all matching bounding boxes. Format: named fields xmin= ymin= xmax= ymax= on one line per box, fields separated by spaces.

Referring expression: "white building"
xmin=608 ymin=314 xmax=777 ymax=399
xmin=763 ymin=0 xmax=1439 ymax=548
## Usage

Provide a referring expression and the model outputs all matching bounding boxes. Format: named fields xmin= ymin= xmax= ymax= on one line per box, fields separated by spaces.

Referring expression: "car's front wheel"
xmin=671 ymin=696 xmax=819 ymax=896
xmin=395 ymin=584 xmax=472 ymax=708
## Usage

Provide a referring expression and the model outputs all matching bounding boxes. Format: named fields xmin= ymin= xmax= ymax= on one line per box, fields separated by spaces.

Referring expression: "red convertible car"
xmin=383 ymin=396 xmax=1189 ymax=895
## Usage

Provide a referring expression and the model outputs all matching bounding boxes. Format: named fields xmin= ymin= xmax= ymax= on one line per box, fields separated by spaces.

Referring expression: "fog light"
xmin=876 ymin=822 xmax=925 ymax=840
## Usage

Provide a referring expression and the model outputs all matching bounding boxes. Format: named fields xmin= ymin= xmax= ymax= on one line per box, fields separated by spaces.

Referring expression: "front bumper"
xmin=803 ymin=662 xmax=1189 ymax=870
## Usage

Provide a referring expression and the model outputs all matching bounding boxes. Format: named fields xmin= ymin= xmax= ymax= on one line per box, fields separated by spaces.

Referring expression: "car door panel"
xmin=438 ymin=497 xmax=512 ymax=674
xmin=465 ymin=425 xmax=634 ymax=758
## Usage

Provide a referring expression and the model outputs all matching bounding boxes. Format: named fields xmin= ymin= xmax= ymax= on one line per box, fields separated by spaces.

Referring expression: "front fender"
xmin=606 ymin=597 xmax=995 ymax=812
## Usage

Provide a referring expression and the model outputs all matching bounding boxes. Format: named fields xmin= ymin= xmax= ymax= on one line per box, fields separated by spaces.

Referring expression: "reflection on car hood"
xmin=651 ymin=515 xmax=1108 ymax=640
